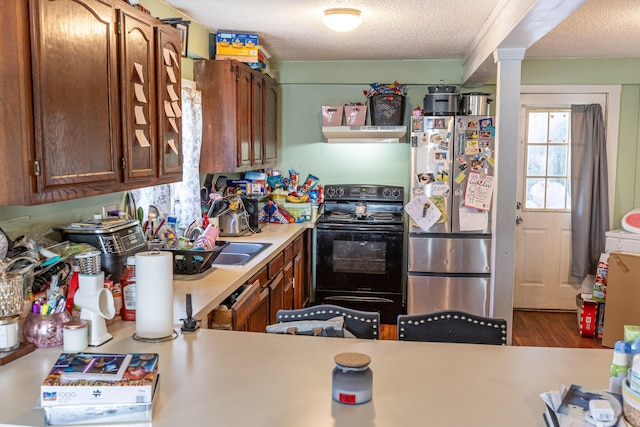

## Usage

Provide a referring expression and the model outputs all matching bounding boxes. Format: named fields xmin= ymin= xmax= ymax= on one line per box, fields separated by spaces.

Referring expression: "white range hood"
xmin=322 ymin=126 xmax=407 ymax=143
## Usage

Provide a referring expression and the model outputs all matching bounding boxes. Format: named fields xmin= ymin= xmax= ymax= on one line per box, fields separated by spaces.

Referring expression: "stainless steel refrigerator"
xmin=406 ymin=115 xmax=495 ymax=316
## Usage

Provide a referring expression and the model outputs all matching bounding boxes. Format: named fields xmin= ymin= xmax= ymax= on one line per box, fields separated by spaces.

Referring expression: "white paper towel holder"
xmin=133 ymin=329 xmax=178 ymax=343
xmin=132 ymin=249 xmax=178 ymax=343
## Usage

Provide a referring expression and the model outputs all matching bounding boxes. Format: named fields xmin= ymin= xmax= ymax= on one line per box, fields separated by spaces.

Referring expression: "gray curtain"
xmin=570 ymin=104 xmax=609 ymax=278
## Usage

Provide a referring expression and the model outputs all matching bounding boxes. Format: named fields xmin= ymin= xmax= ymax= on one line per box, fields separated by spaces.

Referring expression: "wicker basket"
xmin=369 ymin=94 xmax=405 ymax=126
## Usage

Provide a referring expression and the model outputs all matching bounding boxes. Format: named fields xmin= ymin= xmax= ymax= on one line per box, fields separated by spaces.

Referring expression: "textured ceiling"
xmin=161 ymin=0 xmax=640 ymax=61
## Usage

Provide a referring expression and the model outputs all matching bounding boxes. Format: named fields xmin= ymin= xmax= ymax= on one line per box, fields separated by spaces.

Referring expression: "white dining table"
xmin=0 ymin=327 xmax=616 ymax=427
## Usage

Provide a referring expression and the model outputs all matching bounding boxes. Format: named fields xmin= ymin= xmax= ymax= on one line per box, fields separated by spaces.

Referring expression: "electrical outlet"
xmin=102 ymin=204 xmax=117 ymax=217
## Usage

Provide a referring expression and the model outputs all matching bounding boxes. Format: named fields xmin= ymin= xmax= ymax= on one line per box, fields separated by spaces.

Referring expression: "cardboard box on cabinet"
xmin=215 ymin=32 xmax=259 ymax=56
xmin=601 ymin=251 xmax=640 ymax=347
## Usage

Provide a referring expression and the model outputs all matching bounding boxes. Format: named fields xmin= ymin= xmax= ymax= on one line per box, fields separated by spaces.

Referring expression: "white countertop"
xmin=0 ymin=327 xmax=615 ymax=427
xmin=172 ymin=223 xmax=309 ymax=321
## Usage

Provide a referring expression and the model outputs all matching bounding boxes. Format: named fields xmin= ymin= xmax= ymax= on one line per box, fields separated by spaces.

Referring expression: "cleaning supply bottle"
xmin=609 ymin=340 xmax=629 ymax=394
xmin=120 ymin=256 xmax=137 ymax=321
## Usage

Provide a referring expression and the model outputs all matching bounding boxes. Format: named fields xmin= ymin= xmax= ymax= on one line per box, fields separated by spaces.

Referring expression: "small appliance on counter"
xmin=218 ymin=212 xmax=250 ymax=237
xmin=56 ymin=219 xmax=147 ymax=284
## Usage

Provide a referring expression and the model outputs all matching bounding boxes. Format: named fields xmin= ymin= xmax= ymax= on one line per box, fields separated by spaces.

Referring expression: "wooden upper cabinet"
xmin=251 ymin=71 xmax=264 ymax=166
xmin=0 ymin=0 xmax=182 ymax=205
xmin=118 ymin=8 xmax=157 ymax=183
xmin=155 ymin=24 xmax=183 ymax=181
xmin=236 ymin=64 xmax=252 ymax=169
xmin=29 ymin=0 xmax=120 ymax=198
xmin=263 ymin=76 xmax=278 ymax=167
xmin=195 ymin=59 xmax=277 ymax=173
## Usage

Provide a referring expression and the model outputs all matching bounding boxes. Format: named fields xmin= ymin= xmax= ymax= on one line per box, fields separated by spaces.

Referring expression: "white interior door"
xmin=514 ymin=91 xmax=614 ymax=309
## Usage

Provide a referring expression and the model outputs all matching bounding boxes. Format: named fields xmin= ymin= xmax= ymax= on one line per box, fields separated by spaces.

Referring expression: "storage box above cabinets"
xmin=0 ymin=1 xmax=182 ymax=205
xmin=194 ymin=59 xmax=278 ymax=173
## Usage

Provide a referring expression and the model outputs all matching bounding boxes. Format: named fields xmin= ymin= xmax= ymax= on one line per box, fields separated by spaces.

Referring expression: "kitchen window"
xmin=523 ymin=109 xmax=571 ymax=211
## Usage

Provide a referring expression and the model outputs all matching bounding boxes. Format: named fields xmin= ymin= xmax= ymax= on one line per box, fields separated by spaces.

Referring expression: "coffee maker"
xmin=241 ymin=197 xmax=261 ymax=232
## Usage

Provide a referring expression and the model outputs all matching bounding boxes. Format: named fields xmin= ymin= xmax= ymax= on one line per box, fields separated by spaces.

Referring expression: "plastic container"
xmin=344 ymin=105 xmax=367 ymax=126
xmin=63 ymin=319 xmax=88 ymax=352
xmin=332 ymin=352 xmax=372 ymax=405
xmin=321 ymin=106 xmax=344 ymax=126
xmin=631 ymin=354 xmax=640 ymax=394
xmin=369 ymin=94 xmax=405 ymax=126
xmin=610 ymin=340 xmax=630 ymax=394
xmin=120 ymin=257 xmax=136 ymax=321
xmin=623 ymin=379 xmax=640 ymax=427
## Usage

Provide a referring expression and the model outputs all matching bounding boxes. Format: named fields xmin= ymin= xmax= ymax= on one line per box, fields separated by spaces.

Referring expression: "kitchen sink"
xmin=213 ymin=242 xmax=272 ymax=266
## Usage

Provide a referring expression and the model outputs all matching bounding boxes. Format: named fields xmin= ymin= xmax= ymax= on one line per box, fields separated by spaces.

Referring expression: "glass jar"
xmin=23 ymin=311 xmax=72 ymax=348
xmin=0 ymin=314 xmax=20 ymax=351
xmin=0 ymin=271 xmax=24 ymax=316
xmin=332 ymin=352 xmax=372 ymax=405
xmin=63 ymin=319 xmax=88 ymax=352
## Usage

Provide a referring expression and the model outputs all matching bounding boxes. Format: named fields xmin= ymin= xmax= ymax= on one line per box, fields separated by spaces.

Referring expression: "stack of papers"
xmin=540 ymin=384 xmax=627 ymax=427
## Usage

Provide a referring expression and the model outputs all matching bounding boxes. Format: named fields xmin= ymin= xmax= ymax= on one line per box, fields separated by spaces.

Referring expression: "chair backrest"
xmin=397 ymin=310 xmax=507 ymax=345
xmin=276 ymin=304 xmax=380 ymax=339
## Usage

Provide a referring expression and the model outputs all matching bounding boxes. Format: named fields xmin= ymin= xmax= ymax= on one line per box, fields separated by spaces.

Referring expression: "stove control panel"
xmin=325 ymin=185 xmax=404 ymax=202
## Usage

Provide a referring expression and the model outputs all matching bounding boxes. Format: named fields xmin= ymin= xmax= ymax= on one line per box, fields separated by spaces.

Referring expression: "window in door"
xmin=523 ymin=109 xmax=571 ymax=210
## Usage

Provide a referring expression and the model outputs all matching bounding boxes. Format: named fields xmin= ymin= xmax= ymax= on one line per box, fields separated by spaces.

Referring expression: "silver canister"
xmin=459 ymin=92 xmax=493 ymax=116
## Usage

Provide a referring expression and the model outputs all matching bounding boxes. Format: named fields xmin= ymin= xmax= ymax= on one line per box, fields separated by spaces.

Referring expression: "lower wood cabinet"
xmin=293 ymin=231 xmax=312 ymax=309
xmin=225 ymin=231 xmax=311 ymax=333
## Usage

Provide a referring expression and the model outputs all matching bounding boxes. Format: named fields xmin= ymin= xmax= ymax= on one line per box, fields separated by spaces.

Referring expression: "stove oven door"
xmin=315 ymin=225 xmax=403 ymax=294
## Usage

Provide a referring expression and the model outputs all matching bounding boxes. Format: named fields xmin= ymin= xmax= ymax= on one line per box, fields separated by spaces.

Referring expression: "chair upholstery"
xmin=397 ymin=310 xmax=507 ymax=345
xmin=276 ymin=304 xmax=380 ymax=339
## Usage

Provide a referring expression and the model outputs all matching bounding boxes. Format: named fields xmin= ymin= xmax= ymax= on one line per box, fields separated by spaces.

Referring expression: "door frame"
xmin=520 ymin=85 xmax=621 ymax=228
xmin=516 ymin=85 xmax=620 ymax=300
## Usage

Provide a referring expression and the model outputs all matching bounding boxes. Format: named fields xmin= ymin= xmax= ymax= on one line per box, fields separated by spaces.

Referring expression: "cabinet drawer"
xmin=284 ymin=243 xmax=294 ymax=264
xmin=232 ymin=282 xmax=260 ymax=329
xmin=248 ymin=266 xmax=269 ymax=288
xmin=268 ymin=251 xmax=284 ymax=279
xmin=293 ymin=236 xmax=304 ymax=254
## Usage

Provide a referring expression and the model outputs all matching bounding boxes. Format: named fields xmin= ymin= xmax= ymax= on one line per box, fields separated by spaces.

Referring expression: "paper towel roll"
xmin=135 ymin=251 xmax=173 ymax=339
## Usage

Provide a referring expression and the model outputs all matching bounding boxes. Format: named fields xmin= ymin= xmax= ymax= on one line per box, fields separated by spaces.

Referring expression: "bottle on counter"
xmin=609 ymin=340 xmax=629 ymax=394
xmin=120 ymin=256 xmax=137 ymax=321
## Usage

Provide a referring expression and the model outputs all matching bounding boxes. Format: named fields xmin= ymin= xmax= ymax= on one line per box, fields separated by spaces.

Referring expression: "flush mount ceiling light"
xmin=323 ymin=8 xmax=362 ymax=32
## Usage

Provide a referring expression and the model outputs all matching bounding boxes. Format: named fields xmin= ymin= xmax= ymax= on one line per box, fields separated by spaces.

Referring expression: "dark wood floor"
xmin=380 ymin=310 xmax=605 ymax=348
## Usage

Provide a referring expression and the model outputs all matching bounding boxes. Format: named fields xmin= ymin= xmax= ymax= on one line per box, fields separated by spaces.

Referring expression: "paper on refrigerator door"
xmin=464 ymin=171 xmax=494 ymax=211
xmin=404 ymin=194 xmax=442 ymax=231
xmin=458 ymin=204 xmax=488 ymax=232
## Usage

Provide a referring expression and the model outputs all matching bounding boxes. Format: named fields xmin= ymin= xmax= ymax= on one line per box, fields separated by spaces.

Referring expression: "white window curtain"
xmin=132 ymin=85 xmax=203 ymax=232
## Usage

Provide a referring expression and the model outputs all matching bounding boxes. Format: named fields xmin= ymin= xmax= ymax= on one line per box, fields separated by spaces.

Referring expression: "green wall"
xmin=2 ymin=0 xmax=640 ymax=235
xmin=274 ymin=58 xmax=640 ymax=229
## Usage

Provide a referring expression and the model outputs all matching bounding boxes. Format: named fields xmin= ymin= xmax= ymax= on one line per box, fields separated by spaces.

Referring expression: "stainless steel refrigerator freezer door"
xmin=407 ymin=275 xmax=490 ymax=316
xmin=408 ymin=235 xmax=491 ymax=274
xmin=409 ymin=116 xmax=454 ymax=234
xmin=451 ymin=115 xmax=495 ymax=234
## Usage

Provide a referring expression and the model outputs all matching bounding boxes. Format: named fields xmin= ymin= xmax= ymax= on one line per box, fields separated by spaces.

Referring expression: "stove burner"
xmin=369 ymin=213 xmax=395 ymax=222
xmin=328 ymin=212 xmax=353 ymax=220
